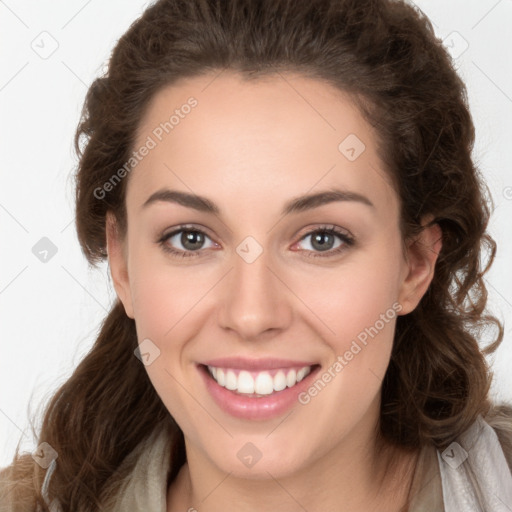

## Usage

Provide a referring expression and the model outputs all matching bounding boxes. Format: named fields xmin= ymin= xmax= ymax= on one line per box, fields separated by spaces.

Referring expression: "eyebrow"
xmin=141 ymin=187 xmax=375 ymax=216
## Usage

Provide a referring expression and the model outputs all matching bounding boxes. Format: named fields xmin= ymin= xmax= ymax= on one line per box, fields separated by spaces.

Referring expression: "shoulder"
xmin=424 ymin=405 xmax=512 ymax=511
xmin=0 ymin=424 xmax=176 ymax=512
xmin=0 ymin=464 xmax=17 ymax=506
xmin=0 ymin=462 xmax=35 ymax=512
xmin=483 ymin=402 xmax=512 ymax=473
xmin=99 ymin=424 xmax=175 ymax=511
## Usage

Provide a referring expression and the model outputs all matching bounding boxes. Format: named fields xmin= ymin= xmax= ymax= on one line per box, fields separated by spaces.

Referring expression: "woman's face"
xmin=107 ymin=71 xmax=440 ymax=480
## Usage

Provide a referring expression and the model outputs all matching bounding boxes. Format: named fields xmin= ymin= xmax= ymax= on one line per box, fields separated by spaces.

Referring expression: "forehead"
xmin=127 ymin=71 xmax=396 ymax=216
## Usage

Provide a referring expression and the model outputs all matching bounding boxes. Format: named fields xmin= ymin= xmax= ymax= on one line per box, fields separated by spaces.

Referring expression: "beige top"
xmin=105 ymin=427 xmax=445 ymax=512
xmin=109 ymin=433 xmax=444 ymax=512
xmin=105 ymin=414 xmax=512 ymax=511
xmin=2 ymin=415 xmax=512 ymax=511
xmin=408 ymin=439 xmax=444 ymax=511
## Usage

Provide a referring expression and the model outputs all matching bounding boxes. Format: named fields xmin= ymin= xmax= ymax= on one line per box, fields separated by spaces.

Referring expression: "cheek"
xmin=289 ymin=249 xmax=404 ymax=417
xmin=128 ymin=259 xmax=204 ymax=424
xmin=131 ymin=276 xmax=175 ymax=332
xmin=126 ymin=235 xmax=204 ymax=338
xmin=294 ymin=251 xmax=402 ymax=345
xmin=291 ymin=258 xmax=403 ymax=431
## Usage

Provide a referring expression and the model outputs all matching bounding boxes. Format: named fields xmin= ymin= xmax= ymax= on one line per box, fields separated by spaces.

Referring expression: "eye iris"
xmin=312 ymin=232 xmax=334 ymax=252
xmin=182 ymin=231 xmax=204 ymax=250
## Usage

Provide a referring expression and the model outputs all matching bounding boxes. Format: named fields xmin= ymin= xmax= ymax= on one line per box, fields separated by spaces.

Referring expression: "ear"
xmin=397 ymin=216 xmax=443 ymax=315
xmin=105 ymin=211 xmax=134 ymax=319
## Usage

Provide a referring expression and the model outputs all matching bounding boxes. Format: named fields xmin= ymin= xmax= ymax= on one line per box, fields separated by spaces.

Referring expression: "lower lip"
xmin=198 ymin=364 xmax=321 ymax=421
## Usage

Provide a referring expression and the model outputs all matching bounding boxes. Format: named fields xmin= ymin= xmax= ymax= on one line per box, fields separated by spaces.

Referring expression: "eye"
xmin=157 ymin=224 xmax=354 ymax=259
xmin=293 ymin=225 xmax=354 ymax=259
xmin=158 ymin=225 xmax=218 ymax=259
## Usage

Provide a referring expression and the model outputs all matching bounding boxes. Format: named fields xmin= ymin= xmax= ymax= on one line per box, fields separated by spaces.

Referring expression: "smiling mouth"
xmin=200 ymin=363 xmax=321 ymax=397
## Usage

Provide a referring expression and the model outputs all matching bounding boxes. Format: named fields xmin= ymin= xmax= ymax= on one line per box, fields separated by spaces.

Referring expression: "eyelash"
xmin=157 ymin=224 xmax=355 ymax=260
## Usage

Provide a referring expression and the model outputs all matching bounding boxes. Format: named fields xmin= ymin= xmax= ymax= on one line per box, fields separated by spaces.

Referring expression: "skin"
xmin=106 ymin=71 xmax=442 ymax=512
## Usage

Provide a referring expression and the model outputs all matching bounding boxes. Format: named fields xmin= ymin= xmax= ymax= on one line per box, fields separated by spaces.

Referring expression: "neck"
xmin=167 ymin=418 xmax=419 ymax=512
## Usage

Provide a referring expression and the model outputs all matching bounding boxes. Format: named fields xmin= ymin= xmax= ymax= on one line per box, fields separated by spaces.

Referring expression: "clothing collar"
xmin=41 ymin=415 xmax=512 ymax=511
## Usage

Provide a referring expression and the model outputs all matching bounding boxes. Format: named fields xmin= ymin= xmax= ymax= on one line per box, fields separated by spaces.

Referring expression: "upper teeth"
xmin=207 ymin=365 xmax=312 ymax=395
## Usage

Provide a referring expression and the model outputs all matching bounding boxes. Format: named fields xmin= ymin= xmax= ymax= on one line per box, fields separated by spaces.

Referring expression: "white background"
xmin=1 ymin=0 xmax=511 ymax=468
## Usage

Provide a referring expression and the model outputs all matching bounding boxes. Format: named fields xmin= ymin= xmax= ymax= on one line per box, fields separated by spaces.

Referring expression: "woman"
xmin=1 ymin=0 xmax=512 ymax=510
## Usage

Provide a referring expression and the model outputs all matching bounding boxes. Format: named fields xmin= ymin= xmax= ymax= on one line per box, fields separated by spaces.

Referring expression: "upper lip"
xmin=201 ymin=357 xmax=318 ymax=371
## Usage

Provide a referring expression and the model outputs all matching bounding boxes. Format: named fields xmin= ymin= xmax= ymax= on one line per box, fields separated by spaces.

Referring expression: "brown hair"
xmin=2 ymin=0 xmax=512 ymax=509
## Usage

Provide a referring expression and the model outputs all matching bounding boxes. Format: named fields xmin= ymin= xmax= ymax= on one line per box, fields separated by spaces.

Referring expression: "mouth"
xmin=199 ymin=363 xmax=321 ymax=397
xmin=197 ymin=361 xmax=323 ymax=420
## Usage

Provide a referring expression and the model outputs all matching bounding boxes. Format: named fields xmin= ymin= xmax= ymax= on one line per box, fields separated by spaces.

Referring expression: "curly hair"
xmin=2 ymin=0 xmax=511 ymax=510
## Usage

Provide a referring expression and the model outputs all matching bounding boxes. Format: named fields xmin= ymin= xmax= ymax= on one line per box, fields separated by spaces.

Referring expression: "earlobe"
xmin=105 ymin=212 xmax=135 ymax=319
xmin=398 ymin=218 xmax=443 ymax=315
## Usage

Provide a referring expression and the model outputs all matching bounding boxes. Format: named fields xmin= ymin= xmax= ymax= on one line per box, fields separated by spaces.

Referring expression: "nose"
xmin=216 ymin=245 xmax=292 ymax=341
